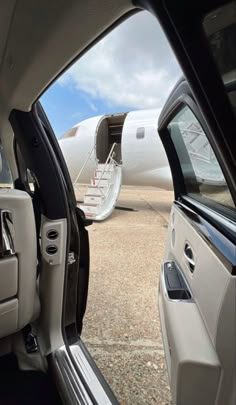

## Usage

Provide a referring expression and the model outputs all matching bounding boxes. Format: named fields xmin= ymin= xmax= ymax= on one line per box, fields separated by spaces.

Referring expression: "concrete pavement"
xmin=80 ymin=186 xmax=173 ymax=404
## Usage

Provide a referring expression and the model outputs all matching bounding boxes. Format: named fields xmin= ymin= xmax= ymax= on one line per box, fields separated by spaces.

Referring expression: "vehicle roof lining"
xmin=0 ymin=0 xmax=135 ymax=114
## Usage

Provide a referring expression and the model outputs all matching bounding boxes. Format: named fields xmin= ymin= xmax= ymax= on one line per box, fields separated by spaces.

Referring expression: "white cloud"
xmin=59 ymin=11 xmax=182 ymax=111
xmin=87 ymin=100 xmax=98 ymax=112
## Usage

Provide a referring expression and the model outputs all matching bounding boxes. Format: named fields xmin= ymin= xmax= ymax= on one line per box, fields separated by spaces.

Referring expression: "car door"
xmin=10 ymin=101 xmax=118 ymax=404
xmin=31 ymin=102 xmax=119 ymax=404
xmin=158 ymin=77 xmax=236 ymax=405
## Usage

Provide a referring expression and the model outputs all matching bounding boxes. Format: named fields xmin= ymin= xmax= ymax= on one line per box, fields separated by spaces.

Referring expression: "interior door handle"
xmin=184 ymin=243 xmax=195 ymax=272
xmin=0 ymin=210 xmax=15 ymax=257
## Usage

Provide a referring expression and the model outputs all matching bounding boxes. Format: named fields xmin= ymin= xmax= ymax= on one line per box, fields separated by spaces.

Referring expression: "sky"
xmin=40 ymin=11 xmax=182 ymax=138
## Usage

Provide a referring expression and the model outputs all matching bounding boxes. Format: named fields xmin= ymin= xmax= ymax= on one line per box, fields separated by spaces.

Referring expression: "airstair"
xmin=74 ymin=143 xmax=122 ymax=221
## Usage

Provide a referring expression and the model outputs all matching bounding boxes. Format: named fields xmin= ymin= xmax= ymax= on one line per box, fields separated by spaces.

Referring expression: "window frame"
xmin=158 ymin=88 xmax=236 ymax=225
xmin=167 ymin=103 xmax=235 ymax=210
xmin=148 ymin=0 xmax=236 ymax=204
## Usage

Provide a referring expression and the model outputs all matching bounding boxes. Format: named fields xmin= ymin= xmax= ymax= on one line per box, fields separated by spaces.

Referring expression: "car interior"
xmin=0 ymin=0 xmax=235 ymax=404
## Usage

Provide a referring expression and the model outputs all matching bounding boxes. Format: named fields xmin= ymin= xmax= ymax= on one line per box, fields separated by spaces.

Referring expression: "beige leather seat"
xmin=0 ymin=189 xmax=38 ymax=338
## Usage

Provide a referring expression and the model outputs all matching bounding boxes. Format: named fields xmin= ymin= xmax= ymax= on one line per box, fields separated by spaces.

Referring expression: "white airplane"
xmin=59 ymin=108 xmax=226 ymax=221
xmin=59 ymin=109 xmax=173 ymax=221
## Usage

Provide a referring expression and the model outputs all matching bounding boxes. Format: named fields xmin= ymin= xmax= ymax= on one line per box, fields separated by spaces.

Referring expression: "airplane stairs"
xmin=78 ymin=145 xmax=122 ymax=221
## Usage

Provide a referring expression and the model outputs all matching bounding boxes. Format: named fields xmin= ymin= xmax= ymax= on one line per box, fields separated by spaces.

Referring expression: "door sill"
xmin=51 ymin=339 xmax=119 ymax=405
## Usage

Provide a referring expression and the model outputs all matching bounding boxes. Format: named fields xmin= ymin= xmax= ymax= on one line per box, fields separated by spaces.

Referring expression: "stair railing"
xmin=74 ymin=142 xmax=118 ymax=202
xmin=73 ymin=143 xmax=97 ymax=186
xmin=96 ymin=143 xmax=117 ymax=190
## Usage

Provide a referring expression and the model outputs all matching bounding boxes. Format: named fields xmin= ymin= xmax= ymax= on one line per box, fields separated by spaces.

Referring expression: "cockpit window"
xmin=203 ymin=1 xmax=236 ymax=114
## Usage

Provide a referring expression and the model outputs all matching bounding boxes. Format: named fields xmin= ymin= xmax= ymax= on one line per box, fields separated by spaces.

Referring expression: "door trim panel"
xmin=175 ymin=200 xmax=236 ymax=275
xmin=159 ymin=278 xmax=221 ymax=405
xmin=161 ymin=202 xmax=236 ymax=404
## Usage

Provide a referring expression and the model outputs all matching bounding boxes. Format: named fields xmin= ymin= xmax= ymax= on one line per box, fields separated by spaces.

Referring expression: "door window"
xmin=167 ymin=105 xmax=235 ymax=210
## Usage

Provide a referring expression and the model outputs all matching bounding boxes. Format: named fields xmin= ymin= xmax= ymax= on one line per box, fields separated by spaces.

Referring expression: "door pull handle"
xmin=0 ymin=210 xmax=15 ymax=257
xmin=184 ymin=243 xmax=195 ymax=272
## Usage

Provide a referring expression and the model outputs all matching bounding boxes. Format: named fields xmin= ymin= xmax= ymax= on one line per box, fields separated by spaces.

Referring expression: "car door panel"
xmin=160 ymin=201 xmax=236 ymax=405
xmin=158 ymin=81 xmax=236 ymax=405
xmin=159 ymin=284 xmax=221 ymax=405
xmin=167 ymin=203 xmax=233 ymax=343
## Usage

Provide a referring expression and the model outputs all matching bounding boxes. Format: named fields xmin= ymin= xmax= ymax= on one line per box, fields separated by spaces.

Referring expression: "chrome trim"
xmin=184 ymin=196 xmax=236 ymax=234
xmin=184 ymin=242 xmax=195 ymax=272
xmin=70 ymin=343 xmax=116 ymax=405
xmin=184 ymin=252 xmax=195 ymax=268
xmin=52 ymin=343 xmax=118 ymax=405
xmin=52 ymin=346 xmax=93 ymax=405
xmin=0 ymin=210 xmax=15 ymax=257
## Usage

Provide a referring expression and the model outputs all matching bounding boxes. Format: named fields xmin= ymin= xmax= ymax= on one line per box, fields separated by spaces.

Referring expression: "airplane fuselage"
xmin=59 ymin=109 xmax=173 ymax=190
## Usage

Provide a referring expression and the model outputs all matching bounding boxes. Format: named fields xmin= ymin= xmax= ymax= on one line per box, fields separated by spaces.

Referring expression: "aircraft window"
xmin=203 ymin=1 xmax=236 ymax=115
xmin=136 ymin=127 xmax=145 ymax=139
xmin=0 ymin=144 xmax=13 ymax=188
xmin=167 ymin=105 xmax=235 ymax=210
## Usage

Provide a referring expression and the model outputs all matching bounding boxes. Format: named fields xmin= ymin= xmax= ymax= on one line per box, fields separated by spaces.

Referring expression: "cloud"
xmin=58 ymin=11 xmax=182 ymax=111
xmin=86 ymin=100 xmax=98 ymax=112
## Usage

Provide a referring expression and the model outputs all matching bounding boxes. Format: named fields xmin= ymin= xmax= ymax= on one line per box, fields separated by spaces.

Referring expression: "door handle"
xmin=184 ymin=243 xmax=195 ymax=272
xmin=0 ymin=210 xmax=15 ymax=257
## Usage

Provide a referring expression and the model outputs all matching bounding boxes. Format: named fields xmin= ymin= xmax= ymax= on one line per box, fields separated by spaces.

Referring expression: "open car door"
xmin=158 ymin=78 xmax=236 ymax=405
xmin=149 ymin=1 xmax=236 ymax=404
xmin=35 ymin=102 xmax=119 ymax=405
xmin=10 ymin=101 xmax=119 ymax=404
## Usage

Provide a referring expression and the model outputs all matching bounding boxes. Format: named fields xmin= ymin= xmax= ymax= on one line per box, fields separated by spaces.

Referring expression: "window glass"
xmin=0 ymin=144 xmax=13 ymax=188
xmin=168 ymin=106 xmax=235 ymax=209
xmin=203 ymin=1 xmax=236 ymax=115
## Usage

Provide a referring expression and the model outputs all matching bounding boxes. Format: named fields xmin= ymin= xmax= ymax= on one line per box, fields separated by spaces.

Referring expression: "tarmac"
xmin=78 ymin=186 xmax=173 ymax=404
